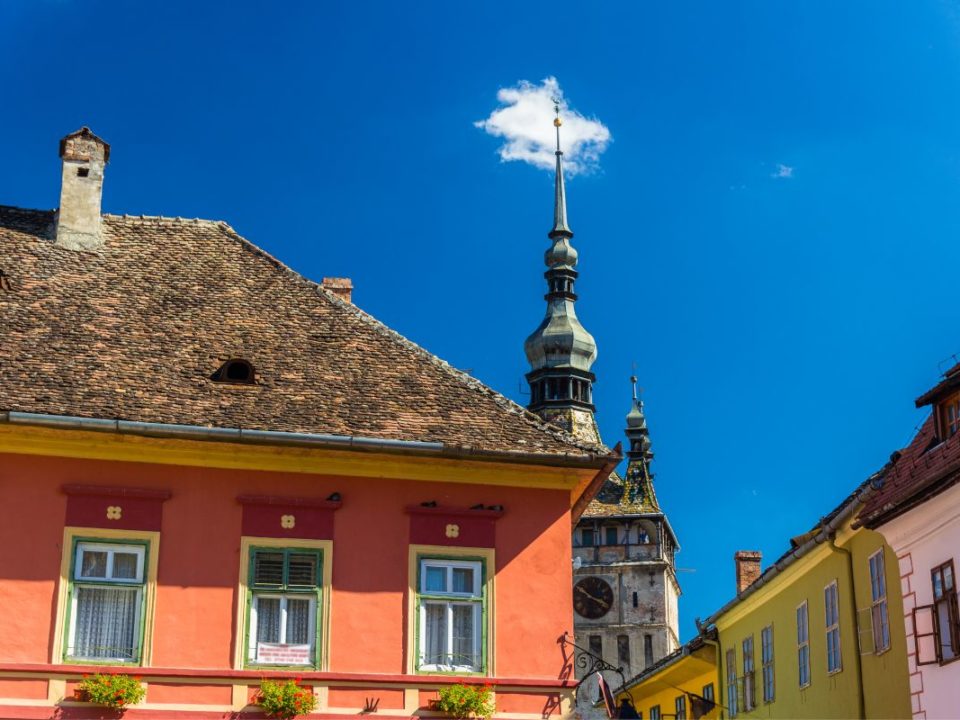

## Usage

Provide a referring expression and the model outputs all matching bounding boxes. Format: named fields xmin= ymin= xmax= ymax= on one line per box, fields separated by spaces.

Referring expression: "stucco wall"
xmin=715 ymin=524 xmax=910 ymax=719
xmin=0 ymin=451 xmax=574 ymax=680
xmin=619 ymin=646 xmax=718 ymax=720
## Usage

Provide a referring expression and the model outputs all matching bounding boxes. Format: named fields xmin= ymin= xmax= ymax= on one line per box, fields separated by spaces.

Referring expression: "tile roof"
xmin=580 ymin=469 xmax=661 ymax=518
xmin=0 ymin=206 xmax=610 ymax=461
xmin=858 ymin=412 xmax=960 ymax=527
xmin=913 ymin=360 xmax=960 ymax=407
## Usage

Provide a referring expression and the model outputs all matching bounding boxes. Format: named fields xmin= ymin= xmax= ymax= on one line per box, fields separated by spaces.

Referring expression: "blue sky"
xmin=4 ymin=1 xmax=960 ymax=636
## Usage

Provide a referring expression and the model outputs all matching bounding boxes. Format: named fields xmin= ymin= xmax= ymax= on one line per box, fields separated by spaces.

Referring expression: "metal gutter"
xmin=0 ymin=411 xmax=614 ymax=469
xmin=700 ymin=476 xmax=882 ymax=628
xmin=855 ymin=457 xmax=960 ymax=530
xmin=827 ymin=527 xmax=866 ymax=719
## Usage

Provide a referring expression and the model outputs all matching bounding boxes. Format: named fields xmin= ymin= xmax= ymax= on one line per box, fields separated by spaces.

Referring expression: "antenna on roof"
xmin=937 ymin=353 xmax=960 ymax=376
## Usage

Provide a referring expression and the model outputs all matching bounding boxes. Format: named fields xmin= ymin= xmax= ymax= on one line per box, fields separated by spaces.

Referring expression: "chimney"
xmin=322 ymin=277 xmax=353 ymax=304
xmin=56 ymin=127 xmax=110 ymax=251
xmin=735 ymin=550 xmax=762 ymax=593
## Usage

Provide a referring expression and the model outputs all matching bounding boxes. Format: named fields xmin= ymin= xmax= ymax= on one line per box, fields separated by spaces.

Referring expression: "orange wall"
xmin=0 ymin=451 xmax=573 ymax=679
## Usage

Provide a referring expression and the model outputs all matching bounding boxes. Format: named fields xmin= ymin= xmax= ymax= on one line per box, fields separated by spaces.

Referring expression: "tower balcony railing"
xmin=573 ymin=541 xmax=664 ymax=564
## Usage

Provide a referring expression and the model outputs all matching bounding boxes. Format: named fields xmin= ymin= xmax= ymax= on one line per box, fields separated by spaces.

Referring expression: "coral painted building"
xmin=0 ymin=128 xmax=619 ymax=718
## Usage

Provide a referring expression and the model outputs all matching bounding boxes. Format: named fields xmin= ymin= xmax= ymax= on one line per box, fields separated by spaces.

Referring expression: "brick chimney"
xmin=735 ymin=550 xmax=762 ymax=593
xmin=56 ymin=127 xmax=110 ymax=251
xmin=322 ymin=277 xmax=353 ymax=304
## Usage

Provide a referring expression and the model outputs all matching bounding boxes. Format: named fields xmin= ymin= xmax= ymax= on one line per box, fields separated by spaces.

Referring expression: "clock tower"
xmin=571 ymin=382 xmax=680 ymax=679
xmin=522 ymin=108 xmax=681 ymax=680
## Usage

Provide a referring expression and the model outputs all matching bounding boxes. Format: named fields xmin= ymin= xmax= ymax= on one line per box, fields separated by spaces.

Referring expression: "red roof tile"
xmin=858 ymin=412 xmax=960 ymax=527
xmin=0 ymin=206 xmax=611 ymax=461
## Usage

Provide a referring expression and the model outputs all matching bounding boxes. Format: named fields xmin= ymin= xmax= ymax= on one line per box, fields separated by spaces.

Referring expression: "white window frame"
xmin=248 ymin=594 xmax=318 ymax=665
xmin=825 ymin=581 xmax=842 ymax=674
xmin=761 ymin=624 xmax=775 ymax=702
xmin=417 ymin=558 xmax=484 ymax=673
xmin=726 ymin=648 xmax=738 ymax=718
xmin=797 ymin=600 xmax=810 ymax=688
xmin=66 ymin=541 xmax=146 ymax=663
xmin=868 ymin=551 xmax=891 ymax=654
xmin=74 ymin=542 xmax=145 ymax=583
xmin=742 ymin=635 xmax=756 ymax=711
xmin=674 ymin=694 xmax=686 ymax=720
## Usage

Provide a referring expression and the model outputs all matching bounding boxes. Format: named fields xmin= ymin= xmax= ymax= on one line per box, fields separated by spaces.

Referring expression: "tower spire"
xmin=551 ymin=100 xmax=571 ymax=237
xmin=524 ymin=103 xmax=600 ymax=445
xmin=624 ymin=376 xmax=659 ymax=509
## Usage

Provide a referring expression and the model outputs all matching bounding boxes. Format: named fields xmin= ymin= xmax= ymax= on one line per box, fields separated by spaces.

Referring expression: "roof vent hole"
xmin=212 ymin=358 xmax=255 ymax=384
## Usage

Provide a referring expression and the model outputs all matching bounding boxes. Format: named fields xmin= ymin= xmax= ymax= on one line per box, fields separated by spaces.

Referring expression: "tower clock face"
xmin=573 ymin=576 xmax=614 ymax=619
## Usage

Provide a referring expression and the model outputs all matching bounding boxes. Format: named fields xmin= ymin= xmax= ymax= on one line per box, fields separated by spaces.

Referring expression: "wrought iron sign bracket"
xmin=560 ymin=632 xmax=627 ymax=705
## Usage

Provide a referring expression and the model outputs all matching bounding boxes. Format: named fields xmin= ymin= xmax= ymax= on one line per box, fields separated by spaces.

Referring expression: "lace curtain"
xmin=423 ymin=601 xmax=478 ymax=669
xmin=73 ymin=586 xmax=139 ymax=660
xmin=253 ymin=595 xmax=314 ymax=663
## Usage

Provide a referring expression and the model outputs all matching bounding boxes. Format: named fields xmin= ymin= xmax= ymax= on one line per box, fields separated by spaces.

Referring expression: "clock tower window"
xmin=588 ymin=635 xmax=602 ymax=657
xmin=617 ymin=635 xmax=630 ymax=666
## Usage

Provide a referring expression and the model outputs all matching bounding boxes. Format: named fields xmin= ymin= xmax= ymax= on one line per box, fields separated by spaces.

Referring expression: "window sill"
xmin=826 ymin=668 xmax=843 ymax=676
xmin=63 ymin=657 xmax=142 ymax=667
xmin=415 ymin=669 xmax=487 ymax=677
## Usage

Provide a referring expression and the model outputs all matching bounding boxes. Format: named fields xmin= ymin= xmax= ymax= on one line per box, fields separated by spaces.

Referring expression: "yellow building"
xmin=708 ymin=479 xmax=910 ymax=719
xmin=618 ymin=636 xmax=718 ymax=719
xmin=620 ymin=477 xmax=912 ymax=719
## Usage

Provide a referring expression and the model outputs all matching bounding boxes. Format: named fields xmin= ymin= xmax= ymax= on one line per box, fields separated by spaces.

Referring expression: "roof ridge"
xmin=103 ymin=213 xmax=230 ymax=228
xmin=203 ymin=222 xmax=610 ymax=457
xmin=0 ymin=204 xmax=55 ymax=214
xmin=0 ymin=207 xmax=232 ymax=229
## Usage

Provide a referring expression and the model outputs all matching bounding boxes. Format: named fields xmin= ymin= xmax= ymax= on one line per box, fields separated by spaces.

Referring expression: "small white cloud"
xmin=772 ymin=163 xmax=794 ymax=179
xmin=475 ymin=77 xmax=611 ymax=175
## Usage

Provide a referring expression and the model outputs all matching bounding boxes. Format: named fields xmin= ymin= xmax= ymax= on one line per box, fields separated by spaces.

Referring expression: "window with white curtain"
xmin=742 ymin=635 xmax=756 ymax=711
xmin=247 ymin=548 xmax=321 ymax=667
xmin=66 ymin=541 xmax=146 ymax=662
xmin=761 ymin=625 xmax=775 ymax=702
xmin=725 ymin=648 xmax=738 ymax=718
xmin=797 ymin=600 xmax=810 ymax=687
xmin=825 ymin=581 xmax=842 ymax=673
xmin=418 ymin=558 xmax=484 ymax=672
xmin=868 ymin=551 xmax=891 ymax=653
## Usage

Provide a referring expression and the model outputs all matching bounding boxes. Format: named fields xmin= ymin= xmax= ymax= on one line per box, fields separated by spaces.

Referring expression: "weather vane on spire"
xmin=551 ymin=96 xmax=563 ymax=153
